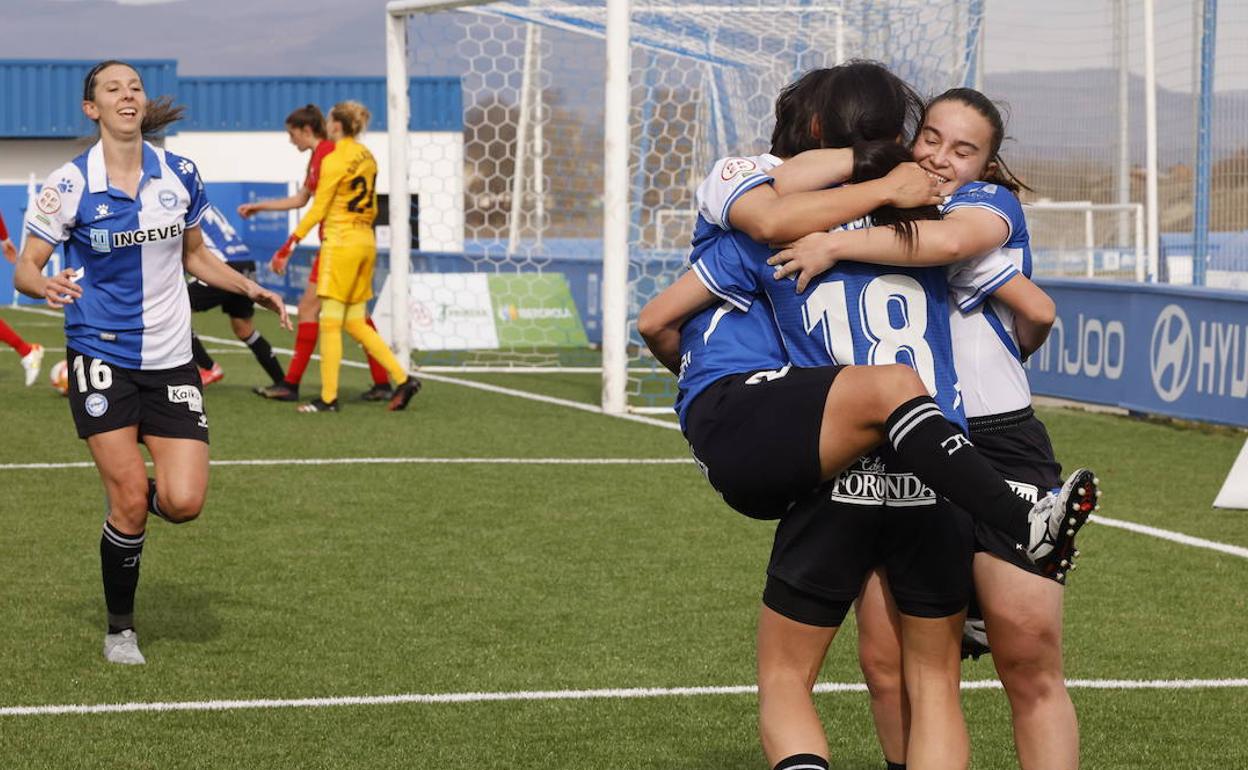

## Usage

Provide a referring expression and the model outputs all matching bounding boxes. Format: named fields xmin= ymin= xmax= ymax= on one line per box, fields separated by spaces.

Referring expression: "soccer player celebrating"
xmin=268 ymin=100 xmax=418 ymax=413
xmin=238 ymin=104 xmax=393 ymax=402
xmin=770 ymin=88 xmax=1087 ymax=770
xmin=187 ymin=203 xmax=287 ymax=389
xmin=14 ymin=60 xmax=289 ymax=665
xmin=1 ymin=211 xmax=45 ymax=385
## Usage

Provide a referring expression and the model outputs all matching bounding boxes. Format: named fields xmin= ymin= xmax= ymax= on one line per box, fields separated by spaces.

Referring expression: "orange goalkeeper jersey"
xmin=293 ymin=136 xmax=378 ymax=242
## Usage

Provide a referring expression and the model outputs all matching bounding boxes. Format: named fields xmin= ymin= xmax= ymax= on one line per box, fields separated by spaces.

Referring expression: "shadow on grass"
xmin=66 ymin=579 xmax=226 ymax=645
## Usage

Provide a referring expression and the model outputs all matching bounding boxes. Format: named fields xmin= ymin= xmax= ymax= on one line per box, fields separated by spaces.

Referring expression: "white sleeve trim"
xmin=691 ymin=260 xmax=752 ymax=313
xmin=943 ymin=200 xmax=1015 ymax=244
xmin=956 ymin=264 xmax=1020 ymax=312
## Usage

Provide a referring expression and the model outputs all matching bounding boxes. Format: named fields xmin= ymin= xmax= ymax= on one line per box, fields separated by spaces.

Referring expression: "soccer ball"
xmin=49 ymin=359 xmax=69 ymax=396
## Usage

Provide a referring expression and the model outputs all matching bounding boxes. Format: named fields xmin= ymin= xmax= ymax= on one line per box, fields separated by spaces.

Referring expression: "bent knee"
xmin=159 ymin=490 xmax=205 ymax=523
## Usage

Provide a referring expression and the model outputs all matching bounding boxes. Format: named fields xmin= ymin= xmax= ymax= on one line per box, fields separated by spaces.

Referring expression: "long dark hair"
xmin=923 ymin=87 xmax=1031 ymax=194
xmin=285 ymin=103 xmax=327 ymax=138
xmin=850 ymin=140 xmax=942 ymax=250
xmin=82 ymin=59 xmax=184 ymax=138
xmin=769 ymin=60 xmax=924 ymax=157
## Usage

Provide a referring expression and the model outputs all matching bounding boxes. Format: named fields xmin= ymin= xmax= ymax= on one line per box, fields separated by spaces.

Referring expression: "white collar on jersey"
xmin=86 ymin=140 xmax=165 ymax=194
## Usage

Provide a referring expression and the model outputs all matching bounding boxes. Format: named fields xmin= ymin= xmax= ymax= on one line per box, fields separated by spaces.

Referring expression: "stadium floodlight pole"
xmin=601 ymin=0 xmax=630 ymax=415
xmin=1143 ymin=0 xmax=1160 ymax=283
xmin=385 ymin=6 xmax=412 ymax=365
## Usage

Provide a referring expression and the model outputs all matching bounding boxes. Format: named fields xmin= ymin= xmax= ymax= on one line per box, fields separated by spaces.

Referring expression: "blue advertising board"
xmin=1029 ymin=278 xmax=1248 ymax=427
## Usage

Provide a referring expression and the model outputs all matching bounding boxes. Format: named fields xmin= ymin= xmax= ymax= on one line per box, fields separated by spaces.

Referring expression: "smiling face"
xmin=82 ymin=63 xmax=146 ymax=139
xmin=911 ymin=99 xmax=996 ymax=196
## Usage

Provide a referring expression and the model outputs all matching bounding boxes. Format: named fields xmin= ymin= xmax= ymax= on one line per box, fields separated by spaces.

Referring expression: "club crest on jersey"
xmin=168 ymin=384 xmax=203 ymax=413
xmin=158 ymin=190 xmax=179 ymax=210
xmin=90 ymin=228 xmax=111 ymax=253
xmin=720 ymin=157 xmax=758 ymax=181
xmin=85 ymin=392 xmax=109 ymax=418
xmin=112 ymin=221 xmax=184 ymax=248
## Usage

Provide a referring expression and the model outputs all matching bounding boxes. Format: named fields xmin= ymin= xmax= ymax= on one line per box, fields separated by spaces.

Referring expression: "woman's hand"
xmin=42 ymin=268 xmax=83 ymax=309
xmin=880 ymin=162 xmax=942 ymax=209
xmin=768 ymin=232 xmax=841 ymax=293
xmin=237 ymin=202 xmax=262 ymax=219
xmin=1 ymin=239 xmax=16 ymax=264
xmin=249 ymin=285 xmax=292 ymax=330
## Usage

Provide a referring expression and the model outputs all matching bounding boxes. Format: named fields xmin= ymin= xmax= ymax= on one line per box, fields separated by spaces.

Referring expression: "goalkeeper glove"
xmin=270 ymin=234 xmax=298 ymax=276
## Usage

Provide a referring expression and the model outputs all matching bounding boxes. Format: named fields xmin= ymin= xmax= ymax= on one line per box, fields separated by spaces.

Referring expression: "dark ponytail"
xmin=924 ymin=88 xmax=1031 ymax=194
xmin=850 ymin=140 xmax=941 ymax=250
xmin=81 ymin=59 xmax=184 ymax=138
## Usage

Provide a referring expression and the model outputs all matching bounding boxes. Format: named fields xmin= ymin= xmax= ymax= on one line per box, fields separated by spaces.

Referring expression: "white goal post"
xmin=384 ymin=0 xmax=980 ymax=414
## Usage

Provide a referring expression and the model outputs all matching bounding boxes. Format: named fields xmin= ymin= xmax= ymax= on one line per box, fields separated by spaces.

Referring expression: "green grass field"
xmin=1 ymin=305 xmax=1246 ymax=769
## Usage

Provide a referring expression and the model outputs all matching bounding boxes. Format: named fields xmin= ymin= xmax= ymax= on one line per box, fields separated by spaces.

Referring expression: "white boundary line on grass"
xmin=1090 ymin=515 xmax=1248 ymax=559
xmin=0 ymin=457 xmax=692 ymax=470
xmin=3 ymin=677 xmax=1246 ymax=717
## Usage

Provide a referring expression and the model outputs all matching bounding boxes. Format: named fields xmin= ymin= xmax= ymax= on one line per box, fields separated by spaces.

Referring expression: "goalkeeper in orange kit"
xmin=270 ymin=101 xmax=420 ymax=413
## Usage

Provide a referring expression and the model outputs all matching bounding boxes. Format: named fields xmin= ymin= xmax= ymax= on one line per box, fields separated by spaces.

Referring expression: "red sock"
xmin=284 ymin=322 xmax=319 ymax=386
xmin=363 ymin=316 xmax=390 ymax=386
xmin=0 ymin=319 xmax=32 ymax=357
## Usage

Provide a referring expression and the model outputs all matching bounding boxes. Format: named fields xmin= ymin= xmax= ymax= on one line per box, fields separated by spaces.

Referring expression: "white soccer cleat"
xmin=20 ymin=343 xmax=44 ymax=387
xmin=103 ymin=629 xmax=146 ymax=665
xmin=1020 ymin=468 xmax=1099 ymax=583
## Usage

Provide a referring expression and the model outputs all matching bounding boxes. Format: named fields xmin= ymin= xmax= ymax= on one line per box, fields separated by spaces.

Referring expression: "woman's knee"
xmin=859 ymin=646 xmax=904 ymax=695
xmin=107 ymin=480 xmax=149 ymax=528
xmin=159 ymin=486 xmax=205 ymax=523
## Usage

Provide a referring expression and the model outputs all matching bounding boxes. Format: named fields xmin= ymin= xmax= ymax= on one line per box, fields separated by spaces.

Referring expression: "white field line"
xmin=4 ymin=678 xmax=1246 ymax=718
xmin=1090 ymin=515 xmax=1248 ymax=559
xmin=0 ymin=457 xmax=692 ymax=471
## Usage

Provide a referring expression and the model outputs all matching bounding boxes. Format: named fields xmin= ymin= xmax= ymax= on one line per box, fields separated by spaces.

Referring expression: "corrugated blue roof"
xmin=0 ymin=60 xmax=461 ymax=137
xmin=0 ymin=59 xmax=179 ymax=138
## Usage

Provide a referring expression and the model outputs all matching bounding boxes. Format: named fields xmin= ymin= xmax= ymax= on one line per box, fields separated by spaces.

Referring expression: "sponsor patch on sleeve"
xmin=720 ymin=157 xmax=759 ymax=182
xmin=36 ymin=187 xmax=62 ymax=215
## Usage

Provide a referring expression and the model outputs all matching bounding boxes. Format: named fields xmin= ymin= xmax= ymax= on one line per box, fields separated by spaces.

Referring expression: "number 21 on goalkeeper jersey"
xmin=694 ymin=229 xmax=967 ymax=432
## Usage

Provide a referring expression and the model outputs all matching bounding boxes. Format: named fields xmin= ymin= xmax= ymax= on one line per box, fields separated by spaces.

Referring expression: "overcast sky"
xmin=2 ymin=0 xmax=1244 ymax=92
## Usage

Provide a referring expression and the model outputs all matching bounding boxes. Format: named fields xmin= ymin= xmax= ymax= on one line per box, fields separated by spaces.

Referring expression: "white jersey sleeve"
xmin=946 ymin=252 xmax=1019 ymax=313
xmin=695 ymin=153 xmax=783 ymax=230
xmin=24 ymin=164 xmax=85 ymax=245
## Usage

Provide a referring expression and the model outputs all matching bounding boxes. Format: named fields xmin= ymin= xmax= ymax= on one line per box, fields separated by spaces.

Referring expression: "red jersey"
xmin=305 ymin=140 xmax=335 ymax=240
xmin=0 ymin=211 xmax=9 ymax=241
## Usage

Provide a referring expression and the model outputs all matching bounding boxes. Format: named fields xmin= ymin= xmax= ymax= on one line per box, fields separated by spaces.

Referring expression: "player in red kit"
xmin=0 ymin=211 xmax=45 ymax=386
xmin=238 ymin=104 xmax=392 ymax=402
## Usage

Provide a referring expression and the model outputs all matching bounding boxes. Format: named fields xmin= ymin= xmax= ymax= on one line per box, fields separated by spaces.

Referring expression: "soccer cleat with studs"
xmin=296 ymin=398 xmax=339 ymax=413
xmin=1019 ymin=468 xmax=1100 ymax=584
xmin=20 ymin=343 xmax=44 ymax=387
xmin=103 ymin=629 xmax=146 ymax=665
xmin=255 ymin=382 xmax=299 ymax=401
xmin=387 ymin=376 xmax=422 ymax=412
xmin=359 ymin=383 xmax=394 ymax=402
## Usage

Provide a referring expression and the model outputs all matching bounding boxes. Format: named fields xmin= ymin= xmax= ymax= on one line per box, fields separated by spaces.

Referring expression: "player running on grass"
xmin=187 ymin=203 xmax=287 ymax=389
xmin=770 ymin=88 xmax=1088 ymax=770
xmin=1 ymin=212 xmax=45 ymax=385
xmin=14 ymin=60 xmax=290 ymax=665
xmin=267 ymin=101 xmax=419 ymax=414
xmin=237 ymin=104 xmax=394 ymax=402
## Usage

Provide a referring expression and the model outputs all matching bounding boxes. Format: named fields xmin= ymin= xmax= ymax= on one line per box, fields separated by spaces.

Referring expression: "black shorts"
xmin=65 ymin=347 xmax=209 ymax=443
xmin=968 ymin=407 xmax=1064 ymax=576
xmin=684 ymin=365 xmax=842 ymax=519
xmin=763 ymin=449 xmax=974 ymax=626
xmin=188 ymin=260 xmax=257 ymax=319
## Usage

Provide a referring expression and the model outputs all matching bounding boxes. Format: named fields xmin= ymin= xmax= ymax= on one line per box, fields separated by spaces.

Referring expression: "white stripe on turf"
xmin=3 ymin=678 xmax=1246 ymax=717
xmin=0 ymin=457 xmax=693 ymax=471
xmin=1091 ymin=515 xmax=1248 ymax=559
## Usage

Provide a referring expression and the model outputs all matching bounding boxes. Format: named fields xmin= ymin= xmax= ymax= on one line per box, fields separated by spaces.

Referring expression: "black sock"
xmin=244 ymin=330 xmax=285 ymax=385
xmin=191 ymin=334 xmax=215 ymax=370
xmin=886 ymin=762 xmax=907 ymax=770
xmin=885 ymin=396 xmax=1031 ymax=543
xmin=100 ymin=521 xmax=145 ymax=633
xmin=773 ymin=755 xmax=828 ymax=770
xmin=146 ymin=478 xmax=172 ymax=523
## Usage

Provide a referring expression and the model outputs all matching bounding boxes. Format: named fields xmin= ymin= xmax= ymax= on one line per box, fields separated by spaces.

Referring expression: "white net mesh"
xmin=397 ymin=0 xmax=976 ymax=407
xmin=983 ymin=0 xmax=1248 ymax=287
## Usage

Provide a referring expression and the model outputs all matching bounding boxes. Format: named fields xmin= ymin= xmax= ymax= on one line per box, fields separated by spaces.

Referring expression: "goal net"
xmin=384 ymin=0 xmax=979 ymax=413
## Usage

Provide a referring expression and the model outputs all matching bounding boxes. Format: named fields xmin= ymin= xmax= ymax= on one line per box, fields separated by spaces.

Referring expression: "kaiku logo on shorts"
xmin=167 ymin=384 xmax=203 ymax=413
xmin=85 ymin=393 xmax=109 ymax=418
xmin=826 ymin=455 xmax=937 ymax=507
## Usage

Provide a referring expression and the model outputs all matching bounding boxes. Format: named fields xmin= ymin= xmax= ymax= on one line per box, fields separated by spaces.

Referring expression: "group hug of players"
xmin=6 ymin=57 xmax=1100 ymax=770
xmin=638 ymin=63 xmax=1101 ymax=770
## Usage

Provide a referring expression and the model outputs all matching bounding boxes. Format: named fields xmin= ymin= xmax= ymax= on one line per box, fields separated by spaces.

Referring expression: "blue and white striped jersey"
xmin=672 ymin=153 xmax=791 ymax=431
xmin=25 ymin=141 xmax=209 ymax=371
xmin=941 ymin=182 xmax=1034 ymax=418
xmin=198 ymin=203 xmax=250 ymax=264
xmin=696 ymin=229 xmax=968 ymax=432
